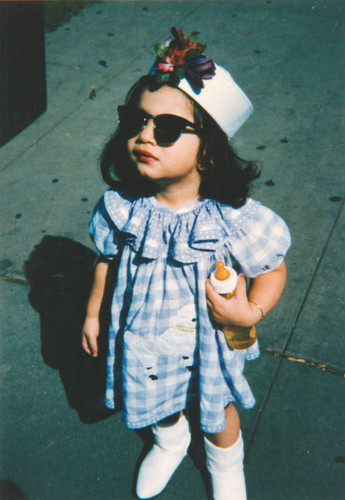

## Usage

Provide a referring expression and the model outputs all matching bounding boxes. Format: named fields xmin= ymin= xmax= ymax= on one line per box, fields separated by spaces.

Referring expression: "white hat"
xmin=150 ymin=28 xmax=253 ymax=138
xmin=178 ymin=63 xmax=253 ymax=138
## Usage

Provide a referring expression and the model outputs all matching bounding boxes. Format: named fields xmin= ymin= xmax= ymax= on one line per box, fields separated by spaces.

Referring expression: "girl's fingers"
xmin=82 ymin=333 xmax=98 ymax=357
xmin=205 ymin=279 xmax=221 ymax=303
xmin=206 ymin=279 xmax=231 ymax=323
xmin=90 ymin=346 xmax=98 ymax=357
xmin=205 ymin=278 xmax=212 ymax=296
xmin=81 ymin=334 xmax=89 ymax=353
xmin=206 ymin=278 xmax=232 ymax=310
xmin=235 ymin=273 xmax=247 ymax=298
xmin=82 ymin=338 xmax=92 ymax=356
xmin=81 ymin=318 xmax=100 ymax=357
xmin=88 ymin=337 xmax=98 ymax=357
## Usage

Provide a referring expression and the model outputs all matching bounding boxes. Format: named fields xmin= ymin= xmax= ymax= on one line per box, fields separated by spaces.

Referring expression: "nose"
xmin=137 ymin=117 xmax=156 ymax=144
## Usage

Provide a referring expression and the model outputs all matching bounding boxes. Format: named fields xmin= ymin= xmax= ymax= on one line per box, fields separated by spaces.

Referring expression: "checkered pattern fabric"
xmin=89 ymin=190 xmax=291 ymax=433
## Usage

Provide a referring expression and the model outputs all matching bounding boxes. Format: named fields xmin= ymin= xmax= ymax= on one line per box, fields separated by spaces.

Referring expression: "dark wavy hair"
xmin=100 ymin=75 xmax=260 ymax=208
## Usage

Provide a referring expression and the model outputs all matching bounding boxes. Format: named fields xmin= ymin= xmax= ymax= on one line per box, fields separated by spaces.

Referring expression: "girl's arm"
xmin=206 ymin=262 xmax=287 ymax=327
xmin=82 ymin=260 xmax=109 ymax=357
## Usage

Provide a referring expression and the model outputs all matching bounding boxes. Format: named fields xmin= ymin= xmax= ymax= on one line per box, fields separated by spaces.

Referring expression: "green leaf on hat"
xmin=185 ymin=47 xmax=205 ymax=60
xmin=154 ymin=43 xmax=168 ymax=58
xmin=175 ymin=67 xmax=185 ymax=79
xmin=157 ymin=72 xmax=170 ymax=83
xmin=188 ymin=32 xmax=200 ymax=43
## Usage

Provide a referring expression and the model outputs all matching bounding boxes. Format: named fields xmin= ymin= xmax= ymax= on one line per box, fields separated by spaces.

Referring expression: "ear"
xmin=197 ymin=146 xmax=214 ymax=173
xmin=197 ymin=161 xmax=206 ymax=173
xmin=197 ymin=158 xmax=214 ymax=173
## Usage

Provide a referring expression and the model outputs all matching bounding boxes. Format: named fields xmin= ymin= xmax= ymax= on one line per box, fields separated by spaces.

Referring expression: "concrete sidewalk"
xmin=1 ymin=1 xmax=344 ymax=499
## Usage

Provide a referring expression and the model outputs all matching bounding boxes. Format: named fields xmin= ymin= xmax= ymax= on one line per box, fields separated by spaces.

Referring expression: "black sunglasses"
xmin=117 ymin=105 xmax=202 ymax=146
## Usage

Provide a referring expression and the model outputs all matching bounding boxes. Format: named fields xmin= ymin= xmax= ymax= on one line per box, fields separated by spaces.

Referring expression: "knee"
xmin=224 ymin=403 xmax=239 ymax=420
xmin=205 ymin=404 xmax=241 ymax=448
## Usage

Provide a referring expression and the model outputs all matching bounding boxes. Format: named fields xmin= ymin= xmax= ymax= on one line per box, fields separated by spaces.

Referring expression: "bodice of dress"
xmin=90 ymin=189 xmax=290 ymax=275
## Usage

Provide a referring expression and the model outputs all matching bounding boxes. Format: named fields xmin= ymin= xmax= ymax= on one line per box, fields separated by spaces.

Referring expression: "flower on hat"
xmin=152 ymin=27 xmax=216 ymax=91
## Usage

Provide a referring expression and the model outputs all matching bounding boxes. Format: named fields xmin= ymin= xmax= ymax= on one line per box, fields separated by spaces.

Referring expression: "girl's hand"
xmin=205 ymin=274 xmax=262 ymax=327
xmin=82 ymin=316 xmax=100 ymax=357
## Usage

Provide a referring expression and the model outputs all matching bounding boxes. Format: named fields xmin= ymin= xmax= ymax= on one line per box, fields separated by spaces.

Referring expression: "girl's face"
xmin=127 ymin=86 xmax=201 ymax=196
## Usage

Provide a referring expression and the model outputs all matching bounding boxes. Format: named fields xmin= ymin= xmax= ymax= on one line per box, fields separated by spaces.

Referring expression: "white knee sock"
xmin=204 ymin=431 xmax=247 ymax=500
xmin=136 ymin=414 xmax=191 ymax=499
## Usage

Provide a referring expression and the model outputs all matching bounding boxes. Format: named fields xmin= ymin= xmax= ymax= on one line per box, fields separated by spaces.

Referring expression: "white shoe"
xmin=204 ymin=432 xmax=247 ymax=500
xmin=136 ymin=414 xmax=191 ymax=499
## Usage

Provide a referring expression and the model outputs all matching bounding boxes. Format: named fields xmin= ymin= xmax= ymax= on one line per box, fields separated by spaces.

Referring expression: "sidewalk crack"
xmin=282 ymin=199 xmax=344 ymax=354
xmin=261 ymin=346 xmax=345 ymax=377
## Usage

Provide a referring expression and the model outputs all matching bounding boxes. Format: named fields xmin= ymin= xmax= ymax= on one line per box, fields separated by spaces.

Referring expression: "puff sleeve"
xmin=89 ymin=195 xmax=119 ymax=259
xmin=223 ymin=201 xmax=291 ymax=278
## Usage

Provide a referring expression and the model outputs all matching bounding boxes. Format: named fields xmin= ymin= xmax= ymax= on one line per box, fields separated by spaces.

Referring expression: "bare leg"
xmin=205 ymin=403 xmax=240 ymax=448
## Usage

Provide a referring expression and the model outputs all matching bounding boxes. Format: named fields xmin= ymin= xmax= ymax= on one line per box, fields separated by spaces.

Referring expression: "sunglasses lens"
xmin=118 ymin=107 xmax=146 ymax=138
xmin=154 ymin=116 xmax=188 ymax=145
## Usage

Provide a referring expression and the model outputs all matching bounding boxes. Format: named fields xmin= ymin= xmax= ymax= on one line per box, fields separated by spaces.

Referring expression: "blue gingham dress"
xmin=89 ymin=189 xmax=291 ymax=433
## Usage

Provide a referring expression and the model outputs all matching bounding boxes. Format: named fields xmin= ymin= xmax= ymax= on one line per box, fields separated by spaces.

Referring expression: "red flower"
xmin=153 ymin=27 xmax=215 ymax=89
xmin=163 ymin=28 xmax=205 ymax=68
xmin=158 ymin=58 xmax=174 ymax=73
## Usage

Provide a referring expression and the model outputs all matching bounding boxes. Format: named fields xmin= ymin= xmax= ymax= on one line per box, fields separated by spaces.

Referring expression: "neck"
xmin=153 ymin=182 xmax=200 ymax=209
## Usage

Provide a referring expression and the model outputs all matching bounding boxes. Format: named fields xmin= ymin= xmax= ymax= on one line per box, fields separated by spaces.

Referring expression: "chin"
xmin=137 ymin=165 xmax=159 ymax=179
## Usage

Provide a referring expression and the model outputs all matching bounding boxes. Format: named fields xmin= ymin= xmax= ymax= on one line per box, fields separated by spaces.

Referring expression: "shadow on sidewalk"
xmin=24 ymin=236 xmax=212 ymax=497
xmin=25 ymin=235 xmax=116 ymax=424
xmin=0 ymin=479 xmax=28 ymax=500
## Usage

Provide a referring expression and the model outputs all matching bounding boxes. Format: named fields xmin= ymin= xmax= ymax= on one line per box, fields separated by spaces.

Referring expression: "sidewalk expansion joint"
xmin=282 ymin=199 xmax=344 ymax=355
xmin=261 ymin=346 xmax=345 ymax=377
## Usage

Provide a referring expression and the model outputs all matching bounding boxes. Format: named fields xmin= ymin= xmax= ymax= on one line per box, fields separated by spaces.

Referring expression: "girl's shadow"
xmin=25 ymin=235 xmax=115 ymax=423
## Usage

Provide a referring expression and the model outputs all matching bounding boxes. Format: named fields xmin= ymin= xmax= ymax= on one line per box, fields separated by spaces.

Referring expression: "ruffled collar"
xmin=103 ymin=190 xmax=259 ymax=263
xmin=149 ymin=196 xmax=203 ymax=214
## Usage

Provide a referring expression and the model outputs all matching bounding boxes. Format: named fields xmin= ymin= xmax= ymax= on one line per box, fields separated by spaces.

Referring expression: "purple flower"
xmin=184 ymin=56 xmax=216 ymax=89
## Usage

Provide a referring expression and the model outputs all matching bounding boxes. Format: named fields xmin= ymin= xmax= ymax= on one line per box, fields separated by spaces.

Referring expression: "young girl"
xmin=82 ymin=28 xmax=290 ymax=500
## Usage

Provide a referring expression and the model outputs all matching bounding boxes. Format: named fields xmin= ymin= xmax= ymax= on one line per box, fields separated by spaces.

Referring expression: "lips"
xmin=134 ymin=149 xmax=158 ymax=162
